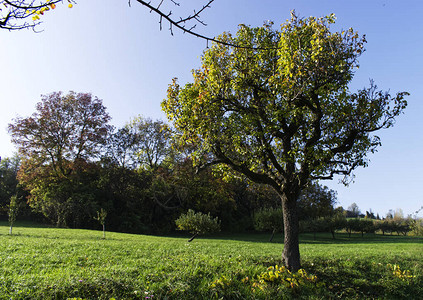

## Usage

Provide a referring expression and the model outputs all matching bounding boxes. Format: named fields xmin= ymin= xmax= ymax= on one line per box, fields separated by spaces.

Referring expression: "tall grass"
xmin=0 ymin=222 xmax=422 ymax=299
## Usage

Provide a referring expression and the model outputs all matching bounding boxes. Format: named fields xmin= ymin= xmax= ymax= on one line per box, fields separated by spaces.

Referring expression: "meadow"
xmin=0 ymin=222 xmax=422 ymax=299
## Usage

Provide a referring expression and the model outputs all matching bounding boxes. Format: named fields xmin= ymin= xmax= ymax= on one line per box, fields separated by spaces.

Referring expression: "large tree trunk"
xmin=281 ymin=194 xmax=301 ymax=272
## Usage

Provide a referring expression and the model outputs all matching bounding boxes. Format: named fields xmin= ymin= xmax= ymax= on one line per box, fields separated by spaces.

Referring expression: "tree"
xmin=8 ymin=195 xmax=19 ymax=235
xmin=126 ymin=117 xmax=173 ymax=171
xmin=0 ymin=155 xmax=21 ymax=215
xmin=8 ymin=91 xmax=112 ymax=226
xmin=365 ymin=210 xmax=376 ymax=219
xmin=103 ymin=127 xmax=138 ymax=169
xmin=301 ymin=207 xmax=346 ymax=240
xmin=327 ymin=208 xmax=347 ymax=239
xmin=162 ymin=13 xmax=408 ymax=271
xmin=346 ymin=218 xmax=361 ymax=237
xmin=376 ymin=219 xmax=392 ymax=235
xmin=297 ymin=183 xmax=337 ymax=221
xmin=393 ymin=208 xmax=404 ymax=221
xmin=94 ymin=208 xmax=107 ymax=239
xmin=358 ymin=219 xmax=375 ymax=237
xmin=0 ymin=0 xmax=75 ymax=31
xmin=175 ymin=209 xmax=220 ymax=242
xmin=347 ymin=203 xmax=361 ymax=218
xmin=9 ymin=91 xmax=112 ymax=172
xmin=104 ymin=118 xmax=174 ymax=171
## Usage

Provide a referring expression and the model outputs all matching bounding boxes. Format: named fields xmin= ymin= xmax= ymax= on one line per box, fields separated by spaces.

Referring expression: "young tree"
xmin=95 ymin=208 xmax=107 ymax=239
xmin=162 ymin=13 xmax=408 ymax=271
xmin=8 ymin=195 xmax=19 ymax=235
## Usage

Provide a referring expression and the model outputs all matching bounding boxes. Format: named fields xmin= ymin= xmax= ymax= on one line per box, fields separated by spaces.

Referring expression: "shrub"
xmin=175 ymin=209 xmax=220 ymax=241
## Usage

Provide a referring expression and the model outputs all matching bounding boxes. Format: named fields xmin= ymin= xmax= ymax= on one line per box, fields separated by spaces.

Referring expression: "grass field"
xmin=1 ymin=222 xmax=422 ymax=299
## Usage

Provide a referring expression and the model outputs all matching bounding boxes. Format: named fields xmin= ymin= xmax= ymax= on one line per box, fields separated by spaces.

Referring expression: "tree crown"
xmin=162 ymin=13 xmax=408 ymax=195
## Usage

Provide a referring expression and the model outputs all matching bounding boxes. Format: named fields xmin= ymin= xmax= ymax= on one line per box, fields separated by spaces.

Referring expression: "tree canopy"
xmin=8 ymin=91 xmax=112 ymax=226
xmin=9 ymin=91 xmax=112 ymax=174
xmin=162 ymin=13 xmax=408 ymax=271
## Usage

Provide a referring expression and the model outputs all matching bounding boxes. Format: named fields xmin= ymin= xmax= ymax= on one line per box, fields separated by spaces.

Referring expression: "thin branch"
xmin=175 ymin=0 xmax=214 ymax=25
xmin=0 ymin=0 xmax=75 ymax=31
xmin=3 ymin=0 xmax=63 ymax=10
xmin=133 ymin=0 xmax=276 ymax=50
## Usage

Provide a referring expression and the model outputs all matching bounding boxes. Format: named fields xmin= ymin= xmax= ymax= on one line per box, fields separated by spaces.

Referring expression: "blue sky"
xmin=0 ymin=0 xmax=422 ymax=217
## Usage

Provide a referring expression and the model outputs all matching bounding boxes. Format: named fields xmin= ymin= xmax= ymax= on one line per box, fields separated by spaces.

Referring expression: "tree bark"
xmin=281 ymin=194 xmax=301 ymax=272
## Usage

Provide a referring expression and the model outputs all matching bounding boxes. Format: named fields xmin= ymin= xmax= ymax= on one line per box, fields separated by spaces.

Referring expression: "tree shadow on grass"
xmin=299 ymin=232 xmax=423 ymax=245
xmin=201 ymin=231 xmax=423 ymax=245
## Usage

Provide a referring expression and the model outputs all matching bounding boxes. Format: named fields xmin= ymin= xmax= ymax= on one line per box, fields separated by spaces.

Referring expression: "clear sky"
xmin=0 ymin=0 xmax=422 ymax=217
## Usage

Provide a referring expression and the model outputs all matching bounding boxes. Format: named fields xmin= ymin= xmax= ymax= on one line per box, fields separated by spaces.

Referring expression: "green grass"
xmin=0 ymin=222 xmax=422 ymax=299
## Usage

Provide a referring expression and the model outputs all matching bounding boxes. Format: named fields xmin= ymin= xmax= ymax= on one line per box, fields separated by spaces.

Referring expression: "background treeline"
xmin=1 ymin=92 xmax=421 ymax=236
xmin=0 ymin=92 xmax=282 ymax=233
xmin=0 ymin=146 xmax=280 ymax=234
xmin=254 ymin=205 xmax=423 ymax=238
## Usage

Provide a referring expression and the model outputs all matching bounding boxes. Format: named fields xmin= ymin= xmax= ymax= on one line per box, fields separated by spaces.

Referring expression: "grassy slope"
xmin=0 ymin=223 xmax=422 ymax=299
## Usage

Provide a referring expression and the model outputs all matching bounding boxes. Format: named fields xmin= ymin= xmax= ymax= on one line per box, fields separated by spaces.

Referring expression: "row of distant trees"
xmin=302 ymin=215 xmax=416 ymax=237
xmin=0 ymin=147 xmax=345 ymax=235
xmin=254 ymin=206 xmax=421 ymax=239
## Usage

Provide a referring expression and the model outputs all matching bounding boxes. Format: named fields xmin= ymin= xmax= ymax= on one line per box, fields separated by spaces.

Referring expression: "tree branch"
xmin=133 ymin=0 xmax=277 ymax=50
